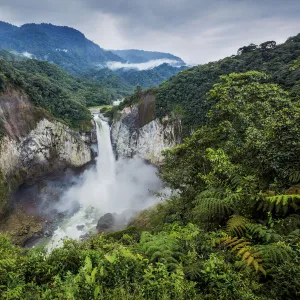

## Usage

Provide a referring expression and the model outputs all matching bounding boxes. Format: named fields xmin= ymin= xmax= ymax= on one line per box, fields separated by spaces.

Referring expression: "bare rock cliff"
xmin=111 ymin=93 xmax=181 ymax=165
xmin=0 ymin=87 xmax=92 ymax=216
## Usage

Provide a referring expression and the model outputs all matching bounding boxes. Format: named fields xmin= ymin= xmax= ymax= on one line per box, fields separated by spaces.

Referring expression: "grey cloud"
xmin=0 ymin=0 xmax=300 ymax=64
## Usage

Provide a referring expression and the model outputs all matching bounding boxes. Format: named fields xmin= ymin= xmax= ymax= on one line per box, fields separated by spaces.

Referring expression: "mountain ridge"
xmin=0 ymin=21 xmax=187 ymax=94
xmin=0 ymin=21 xmax=123 ymax=74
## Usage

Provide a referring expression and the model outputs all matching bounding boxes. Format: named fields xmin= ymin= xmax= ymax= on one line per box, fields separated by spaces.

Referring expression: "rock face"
xmin=0 ymin=87 xmax=92 ymax=216
xmin=111 ymin=93 xmax=181 ymax=165
xmin=0 ymin=118 xmax=92 ymax=180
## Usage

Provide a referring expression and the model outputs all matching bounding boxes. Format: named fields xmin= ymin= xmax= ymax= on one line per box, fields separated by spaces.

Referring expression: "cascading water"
xmin=46 ymin=115 xmax=115 ymax=250
xmin=46 ymin=115 xmax=164 ymax=251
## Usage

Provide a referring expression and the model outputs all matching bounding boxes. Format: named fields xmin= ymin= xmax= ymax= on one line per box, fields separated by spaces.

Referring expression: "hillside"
xmin=0 ymin=50 xmax=114 ymax=130
xmin=81 ymin=67 xmax=135 ymax=97
xmin=148 ymin=35 xmax=300 ymax=136
xmin=0 ymin=21 xmax=188 ymax=92
xmin=116 ymin=63 xmax=187 ymax=88
xmin=111 ymin=49 xmax=185 ymax=64
xmin=0 ymin=22 xmax=123 ymax=74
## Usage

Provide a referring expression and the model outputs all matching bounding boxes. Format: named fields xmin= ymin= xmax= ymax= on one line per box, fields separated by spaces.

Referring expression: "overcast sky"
xmin=0 ymin=0 xmax=300 ymax=64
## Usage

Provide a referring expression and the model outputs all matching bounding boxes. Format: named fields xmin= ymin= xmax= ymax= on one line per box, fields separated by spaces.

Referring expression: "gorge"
xmin=45 ymin=115 xmax=164 ymax=250
xmin=0 ymin=107 xmax=169 ymax=247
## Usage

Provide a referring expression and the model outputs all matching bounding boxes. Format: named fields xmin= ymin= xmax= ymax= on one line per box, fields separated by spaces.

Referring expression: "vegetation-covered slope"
xmin=1 ymin=70 xmax=300 ymax=299
xmin=154 ymin=35 xmax=300 ymax=136
xmin=0 ymin=21 xmax=187 ymax=92
xmin=0 ymin=51 xmax=114 ymax=130
xmin=116 ymin=63 xmax=187 ymax=88
xmin=1 ymin=31 xmax=300 ymax=300
xmin=0 ymin=22 xmax=123 ymax=74
xmin=82 ymin=67 xmax=135 ymax=98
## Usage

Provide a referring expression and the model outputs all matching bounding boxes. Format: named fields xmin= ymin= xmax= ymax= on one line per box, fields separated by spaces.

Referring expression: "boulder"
xmin=96 ymin=213 xmax=115 ymax=231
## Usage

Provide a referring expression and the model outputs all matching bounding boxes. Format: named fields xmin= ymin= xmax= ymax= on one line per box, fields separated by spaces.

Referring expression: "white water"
xmin=46 ymin=115 xmax=163 ymax=251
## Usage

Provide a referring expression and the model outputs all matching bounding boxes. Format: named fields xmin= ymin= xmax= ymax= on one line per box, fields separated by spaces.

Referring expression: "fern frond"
xmin=194 ymin=196 xmax=233 ymax=221
xmin=257 ymin=193 xmax=300 ymax=215
xmin=259 ymin=243 xmax=292 ymax=267
xmin=289 ymin=171 xmax=300 ymax=183
xmin=220 ymin=236 xmax=265 ymax=275
xmin=246 ymin=223 xmax=281 ymax=243
xmin=140 ymin=231 xmax=182 ymax=270
xmin=183 ymin=262 xmax=203 ymax=280
xmin=284 ymin=229 xmax=300 ymax=245
xmin=197 ymin=188 xmax=225 ymax=200
xmin=229 ymin=174 xmax=243 ymax=190
xmin=226 ymin=215 xmax=249 ymax=237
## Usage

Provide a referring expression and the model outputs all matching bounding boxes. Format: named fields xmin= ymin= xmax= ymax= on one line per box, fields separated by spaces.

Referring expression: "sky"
xmin=0 ymin=0 xmax=300 ymax=65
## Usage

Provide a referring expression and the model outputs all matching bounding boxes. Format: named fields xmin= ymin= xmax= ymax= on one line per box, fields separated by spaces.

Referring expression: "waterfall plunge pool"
xmin=12 ymin=115 xmax=165 ymax=250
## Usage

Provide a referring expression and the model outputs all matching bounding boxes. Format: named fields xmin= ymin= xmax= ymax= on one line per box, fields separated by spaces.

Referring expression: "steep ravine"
xmin=111 ymin=93 xmax=181 ymax=165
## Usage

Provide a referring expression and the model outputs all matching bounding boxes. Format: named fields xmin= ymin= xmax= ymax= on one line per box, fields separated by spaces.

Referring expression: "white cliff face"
xmin=111 ymin=106 xmax=181 ymax=165
xmin=0 ymin=118 xmax=92 ymax=180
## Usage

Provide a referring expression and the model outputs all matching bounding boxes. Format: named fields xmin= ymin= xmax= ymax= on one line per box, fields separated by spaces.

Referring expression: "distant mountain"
xmin=111 ymin=49 xmax=185 ymax=64
xmin=0 ymin=21 xmax=123 ymax=74
xmin=0 ymin=21 xmax=187 ymax=93
xmin=116 ymin=63 xmax=187 ymax=88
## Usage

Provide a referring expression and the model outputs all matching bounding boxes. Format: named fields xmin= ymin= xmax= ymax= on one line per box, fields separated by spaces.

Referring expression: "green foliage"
xmin=82 ymin=67 xmax=135 ymax=98
xmin=154 ymin=34 xmax=300 ymax=136
xmin=0 ymin=22 xmax=122 ymax=75
xmin=220 ymin=236 xmax=266 ymax=275
xmin=2 ymin=32 xmax=300 ymax=299
xmin=116 ymin=63 xmax=187 ymax=88
xmin=0 ymin=52 xmax=103 ymax=130
xmin=257 ymin=193 xmax=300 ymax=215
xmin=0 ymin=72 xmax=7 ymax=93
xmin=140 ymin=231 xmax=182 ymax=270
xmin=155 ymin=68 xmax=300 ymax=298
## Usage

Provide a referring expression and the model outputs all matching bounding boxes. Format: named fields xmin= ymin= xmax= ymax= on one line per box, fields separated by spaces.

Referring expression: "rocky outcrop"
xmin=0 ymin=119 xmax=92 ymax=181
xmin=111 ymin=93 xmax=181 ymax=165
xmin=96 ymin=213 xmax=115 ymax=231
xmin=0 ymin=87 xmax=92 ymax=216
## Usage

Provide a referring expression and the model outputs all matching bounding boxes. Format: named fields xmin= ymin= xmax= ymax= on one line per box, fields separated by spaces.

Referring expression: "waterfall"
xmin=45 ymin=114 xmax=164 ymax=251
xmin=94 ymin=115 xmax=116 ymax=204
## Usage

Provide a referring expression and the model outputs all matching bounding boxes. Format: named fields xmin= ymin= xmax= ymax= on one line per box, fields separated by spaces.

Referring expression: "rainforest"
xmin=1 ymin=8 xmax=300 ymax=300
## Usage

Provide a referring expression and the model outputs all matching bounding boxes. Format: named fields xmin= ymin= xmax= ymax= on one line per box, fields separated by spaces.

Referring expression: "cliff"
xmin=0 ymin=87 xmax=92 ymax=216
xmin=111 ymin=92 xmax=181 ymax=165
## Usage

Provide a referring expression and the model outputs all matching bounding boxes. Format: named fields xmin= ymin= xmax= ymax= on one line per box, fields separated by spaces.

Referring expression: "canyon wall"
xmin=0 ymin=87 xmax=92 ymax=216
xmin=111 ymin=93 xmax=181 ymax=165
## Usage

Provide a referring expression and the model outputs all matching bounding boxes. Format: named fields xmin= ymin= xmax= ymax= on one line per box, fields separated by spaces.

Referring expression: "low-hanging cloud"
xmin=106 ymin=59 xmax=182 ymax=71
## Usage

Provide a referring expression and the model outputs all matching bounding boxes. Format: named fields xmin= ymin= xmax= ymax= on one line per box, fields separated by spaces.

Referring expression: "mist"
xmin=55 ymin=156 xmax=163 ymax=215
xmin=45 ymin=117 xmax=165 ymax=250
xmin=106 ymin=58 xmax=182 ymax=71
